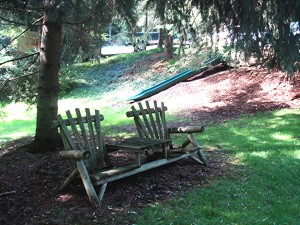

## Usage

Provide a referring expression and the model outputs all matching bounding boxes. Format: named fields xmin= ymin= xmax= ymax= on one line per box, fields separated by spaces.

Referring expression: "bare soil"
xmin=0 ymin=62 xmax=299 ymax=225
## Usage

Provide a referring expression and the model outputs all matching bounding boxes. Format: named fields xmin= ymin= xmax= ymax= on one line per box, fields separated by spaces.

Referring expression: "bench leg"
xmin=98 ymin=183 xmax=108 ymax=201
xmin=163 ymin=144 xmax=167 ymax=158
xmin=135 ymin=152 xmax=141 ymax=166
xmin=188 ymin=134 xmax=208 ymax=166
xmin=76 ymin=160 xmax=100 ymax=208
xmin=189 ymin=155 xmax=205 ymax=165
xmin=60 ymin=168 xmax=79 ymax=191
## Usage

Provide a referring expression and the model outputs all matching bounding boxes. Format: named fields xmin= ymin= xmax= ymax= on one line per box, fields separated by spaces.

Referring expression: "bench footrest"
xmin=168 ymin=147 xmax=200 ymax=154
xmin=90 ymin=164 xmax=140 ymax=181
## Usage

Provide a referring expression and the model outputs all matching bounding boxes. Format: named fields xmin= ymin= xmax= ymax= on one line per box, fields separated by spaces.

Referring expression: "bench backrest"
xmin=52 ymin=108 xmax=110 ymax=169
xmin=126 ymin=100 xmax=170 ymax=140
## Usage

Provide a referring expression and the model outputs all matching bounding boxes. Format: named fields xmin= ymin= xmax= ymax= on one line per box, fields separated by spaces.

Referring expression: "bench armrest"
xmin=59 ymin=150 xmax=91 ymax=160
xmin=168 ymin=126 xmax=204 ymax=134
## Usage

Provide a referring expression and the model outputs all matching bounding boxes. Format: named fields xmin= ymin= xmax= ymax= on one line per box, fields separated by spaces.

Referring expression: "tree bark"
xmin=164 ymin=32 xmax=173 ymax=59
xmin=31 ymin=0 xmax=63 ymax=152
xmin=164 ymin=1 xmax=173 ymax=60
xmin=157 ymin=28 xmax=164 ymax=48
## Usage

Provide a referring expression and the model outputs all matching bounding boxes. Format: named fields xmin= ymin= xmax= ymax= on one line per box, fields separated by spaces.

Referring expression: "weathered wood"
xmin=160 ymin=102 xmax=168 ymax=139
xmin=75 ymin=108 xmax=92 ymax=154
xmin=126 ymin=106 xmax=168 ymax=117
xmin=57 ymin=115 xmax=77 ymax=150
xmin=181 ymin=138 xmax=191 ymax=148
xmin=98 ymin=183 xmax=108 ymax=201
xmin=59 ymin=150 xmax=91 ymax=160
xmin=188 ymin=133 xmax=207 ymax=166
xmin=93 ymin=151 xmax=200 ymax=186
xmin=90 ymin=164 xmax=140 ymax=181
xmin=54 ymin=103 xmax=208 ymax=207
xmin=146 ymin=101 xmax=159 ymax=138
xmin=59 ymin=168 xmax=79 ymax=191
xmin=107 ymin=137 xmax=170 ymax=151
xmin=154 ymin=101 xmax=163 ymax=139
xmin=127 ymin=101 xmax=208 ymax=165
xmin=135 ymin=152 xmax=141 ymax=165
xmin=95 ymin=110 xmax=104 ymax=164
xmin=169 ymin=126 xmax=205 ymax=134
xmin=189 ymin=155 xmax=205 ymax=165
xmin=86 ymin=108 xmax=97 ymax=167
xmin=168 ymin=147 xmax=200 ymax=153
xmin=54 ymin=109 xmax=107 ymax=207
xmin=131 ymin=105 xmax=150 ymax=138
xmin=66 ymin=110 xmax=84 ymax=150
xmin=138 ymin=102 xmax=154 ymax=138
xmin=52 ymin=114 xmax=104 ymax=128
xmin=76 ymin=160 xmax=100 ymax=208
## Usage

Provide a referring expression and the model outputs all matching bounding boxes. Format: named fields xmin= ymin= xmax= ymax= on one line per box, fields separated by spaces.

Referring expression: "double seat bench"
xmin=52 ymin=100 xmax=207 ymax=207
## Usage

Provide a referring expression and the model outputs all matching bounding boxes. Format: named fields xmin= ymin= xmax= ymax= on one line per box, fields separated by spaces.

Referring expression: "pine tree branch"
xmin=0 ymin=5 xmax=45 ymax=12
xmin=62 ymin=13 xmax=93 ymax=25
xmin=0 ymin=71 xmax=39 ymax=93
xmin=0 ymin=17 xmax=43 ymax=52
xmin=23 ymin=53 xmax=40 ymax=72
xmin=0 ymin=52 xmax=40 ymax=67
xmin=0 ymin=15 xmax=26 ymax=26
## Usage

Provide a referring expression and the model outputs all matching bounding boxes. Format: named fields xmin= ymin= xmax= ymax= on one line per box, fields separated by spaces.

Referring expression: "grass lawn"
xmin=0 ymin=99 xmax=132 ymax=145
xmin=133 ymin=109 xmax=300 ymax=225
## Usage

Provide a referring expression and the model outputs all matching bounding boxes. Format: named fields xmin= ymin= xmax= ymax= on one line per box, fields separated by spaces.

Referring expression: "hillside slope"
xmin=97 ymin=53 xmax=300 ymax=126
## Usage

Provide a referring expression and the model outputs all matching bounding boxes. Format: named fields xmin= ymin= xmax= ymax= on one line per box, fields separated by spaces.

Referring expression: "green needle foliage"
xmin=192 ymin=0 xmax=300 ymax=75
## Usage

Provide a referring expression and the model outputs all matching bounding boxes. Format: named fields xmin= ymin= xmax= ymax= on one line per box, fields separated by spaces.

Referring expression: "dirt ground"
xmin=0 ymin=65 xmax=299 ymax=225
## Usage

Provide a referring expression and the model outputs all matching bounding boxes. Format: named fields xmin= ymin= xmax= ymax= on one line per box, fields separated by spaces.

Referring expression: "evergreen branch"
xmin=62 ymin=13 xmax=93 ymax=25
xmin=0 ymin=52 xmax=40 ymax=67
xmin=0 ymin=17 xmax=43 ymax=52
xmin=23 ymin=53 xmax=40 ymax=72
xmin=0 ymin=15 xmax=26 ymax=26
xmin=0 ymin=71 xmax=39 ymax=93
xmin=0 ymin=5 xmax=45 ymax=12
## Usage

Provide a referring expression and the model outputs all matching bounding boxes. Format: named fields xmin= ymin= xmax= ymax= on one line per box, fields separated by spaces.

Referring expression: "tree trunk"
xmin=157 ymin=28 xmax=164 ymax=48
xmin=31 ymin=1 xmax=62 ymax=152
xmin=164 ymin=1 xmax=173 ymax=60
xmin=164 ymin=32 xmax=173 ymax=60
xmin=108 ymin=22 xmax=112 ymax=44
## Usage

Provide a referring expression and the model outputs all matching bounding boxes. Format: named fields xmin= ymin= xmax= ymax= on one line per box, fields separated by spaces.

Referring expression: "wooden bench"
xmin=123 ymin=100 xmax=207 ymax=165
xmin=53 ymin=101 xmax=207 ymax=207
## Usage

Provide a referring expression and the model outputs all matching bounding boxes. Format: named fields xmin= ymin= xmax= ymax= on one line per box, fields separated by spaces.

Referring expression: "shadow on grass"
xmin=133 ymin=109 xmax=300 ymax=224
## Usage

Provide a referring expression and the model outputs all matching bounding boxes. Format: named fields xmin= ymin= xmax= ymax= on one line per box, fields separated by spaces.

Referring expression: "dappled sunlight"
xmin=2 ymin=131 xmax=31 ymax=140
xmin=272 ymin=133 xmax=292 ymax=141
xmin=291 ymin=151 xmax=300 ymax=159
xmin=249 ymin=151 xmax=270 ymax=159
xmin=201 ymin=109 xmax=300 ymax=160
xmin=56 ymin=194 xmax=74 ymax=203
xmin=0 ymin=118 xmax=35 ymax=144
xmin=2 ymin=102 xmax=35 ymax=122
xmin=58 ymin=98 xmax=88 ymax=112
xmin=0 ymin=131 xmax=34 ymax=145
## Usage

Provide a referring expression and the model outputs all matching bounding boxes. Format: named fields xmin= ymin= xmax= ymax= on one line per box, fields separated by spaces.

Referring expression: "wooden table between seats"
xmin=106 ymin=137 xmax=171 ymax=165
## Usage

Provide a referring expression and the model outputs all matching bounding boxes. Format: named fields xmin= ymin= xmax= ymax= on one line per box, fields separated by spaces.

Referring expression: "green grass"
xmin=133 ymin=109 xmax=300 ymax=225
xmin=0 ymin=103 xmax=36 ymax=144
xmin=0 ymin=100 xmax=134 ymax=145
xmin=59 ymin=48 xmax=165 ymax=99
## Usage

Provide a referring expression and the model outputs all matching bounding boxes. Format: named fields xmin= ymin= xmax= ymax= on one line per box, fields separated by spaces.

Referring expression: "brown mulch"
xmin=0 ymin=66 xmax=299 ymax=225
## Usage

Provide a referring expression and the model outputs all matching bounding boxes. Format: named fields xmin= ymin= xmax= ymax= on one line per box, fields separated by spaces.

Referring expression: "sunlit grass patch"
xmin=133 ymin=109 xmax=300 ymax=225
